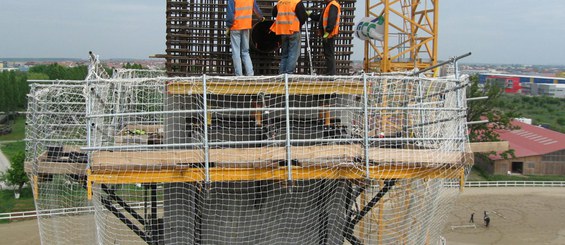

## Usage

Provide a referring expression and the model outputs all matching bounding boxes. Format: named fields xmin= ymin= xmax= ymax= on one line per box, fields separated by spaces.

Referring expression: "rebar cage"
xmin=165 ymin=0 xmax=355 ymax=76
xmin=26 ymin=74 xmax=473 ymax=244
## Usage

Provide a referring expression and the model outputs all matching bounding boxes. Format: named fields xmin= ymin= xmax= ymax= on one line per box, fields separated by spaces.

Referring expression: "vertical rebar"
xmin=165 ymin=0 xmax=355 ymax=76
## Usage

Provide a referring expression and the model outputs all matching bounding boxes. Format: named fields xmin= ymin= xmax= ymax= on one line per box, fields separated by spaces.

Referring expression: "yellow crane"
xmin=364 ymin=0 xmax=439 ymax=73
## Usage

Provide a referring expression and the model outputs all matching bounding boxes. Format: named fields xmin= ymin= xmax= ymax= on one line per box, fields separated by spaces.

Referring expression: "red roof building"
xmin=488 ymin=121 xmax=565 ymax=175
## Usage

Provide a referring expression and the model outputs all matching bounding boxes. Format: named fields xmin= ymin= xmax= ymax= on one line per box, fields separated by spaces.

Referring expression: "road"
xmin=0 ymin=150 xmax=9 ymax=173
xmin=0 ymin=141 xmax=17 ymax=189
xmin=0 ymin=140 xmax=22 ymax=173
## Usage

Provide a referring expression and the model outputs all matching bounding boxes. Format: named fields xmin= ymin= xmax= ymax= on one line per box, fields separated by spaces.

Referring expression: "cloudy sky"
xmin=1 ymin=0 xmax=564 ymax=65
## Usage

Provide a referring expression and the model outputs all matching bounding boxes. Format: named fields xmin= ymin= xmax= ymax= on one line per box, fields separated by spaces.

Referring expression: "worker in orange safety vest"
xmin=309 ymin=0 xmax=341 ymax=75
xmin=226 ymin=0 xmax=265 ymax=76
xmin=270 ymin=0 xmax=308 ymax=74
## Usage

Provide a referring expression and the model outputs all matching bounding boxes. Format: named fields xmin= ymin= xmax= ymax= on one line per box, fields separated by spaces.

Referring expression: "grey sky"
xmin=1 ymin=0 xmax=563 ymax=65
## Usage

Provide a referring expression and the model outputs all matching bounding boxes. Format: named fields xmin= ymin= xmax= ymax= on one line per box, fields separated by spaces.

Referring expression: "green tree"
xmin=29 ymin=63 xmax=88 ymax=80
xmin=0 ymin=71 xmax=29 ymax=114
xmin=557 ymin=118 xmax=565 ymax=126
xmin=27 ymin=72 xmax=49 ymax=80
xmin=466 ymin=74 xmax=519 ymax=158
xmin=123 ymin=63 xmax=144 ymax=69
xmin=1 ymin=151 xmax=29 ymax=195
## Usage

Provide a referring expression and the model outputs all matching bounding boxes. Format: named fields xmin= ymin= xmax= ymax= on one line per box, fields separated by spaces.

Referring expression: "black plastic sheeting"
xmin=251 ymin=20 xmax=281 ymax=53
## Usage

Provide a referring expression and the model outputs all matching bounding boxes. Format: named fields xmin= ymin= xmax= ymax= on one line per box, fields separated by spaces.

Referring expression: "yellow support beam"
xmin=88 ymin=166 xmax=463 ymax=185
xmin=87 ymin=169 xmax=93 ymax=200
xmin=459 ymin=167 xmax=465 ymax=192
xmin=166 ymin=81 xmax=364 ymax=95
xmin=33 ymin=175 xmax=39 ymax=200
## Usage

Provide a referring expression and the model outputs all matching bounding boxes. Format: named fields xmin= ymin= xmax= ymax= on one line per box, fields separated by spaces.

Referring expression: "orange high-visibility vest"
xmin=322 ymin=0 xmax=340 ymax=38
xmin=270 ymin=0 xmax=301 ymax=35
xmin=232 ymin=0 xmax=254 ymax=30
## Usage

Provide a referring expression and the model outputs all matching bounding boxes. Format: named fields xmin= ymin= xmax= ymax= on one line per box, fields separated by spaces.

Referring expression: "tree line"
xmin=1 ymin=64 xmax=90 ymax=113
xmin=0 ymin=71 xmax=30 ymax=113
xmin=0 ymin=62 xmax=147 ymax=113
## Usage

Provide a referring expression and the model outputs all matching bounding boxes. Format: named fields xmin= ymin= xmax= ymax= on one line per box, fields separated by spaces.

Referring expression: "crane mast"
xmin=364 ymin=0 xmax=439 ymax=72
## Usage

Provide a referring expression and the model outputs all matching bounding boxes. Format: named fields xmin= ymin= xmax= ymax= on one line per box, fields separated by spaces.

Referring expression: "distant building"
xmin=529 ymin=83 xmax=565 ymax=98
xmin=514 ymin=118 xmax=532 ymax=125
xmin=486 ymin=121 xmax=565 ymax=175
xmin=0 ymin=68 xmax=19 ymax=72
xmin=478 ymin=73 xmax=565 ymax=98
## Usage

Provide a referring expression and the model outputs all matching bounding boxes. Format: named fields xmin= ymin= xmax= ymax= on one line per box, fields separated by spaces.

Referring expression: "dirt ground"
xmin=1 ymin=187 xmax=564 ymax=244
xmin=443 ymin=187 xmax=565 ymax=245
xmin=0 ymin=218 xmax=40 ymax=245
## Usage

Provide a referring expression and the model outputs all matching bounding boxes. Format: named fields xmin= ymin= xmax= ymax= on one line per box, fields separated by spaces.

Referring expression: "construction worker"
xmin=226 ymin=0 xmax=264 ymax=76
xmin=309 ymin=0 xmax=341 ymax=75
xmin=484 ymin=211 xmax=490 ymax=227
xmin=270 ymin=0 xmax=308 ymax=74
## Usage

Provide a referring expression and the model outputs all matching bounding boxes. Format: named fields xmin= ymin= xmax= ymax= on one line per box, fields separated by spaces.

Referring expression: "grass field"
xmin=0 ymin=187 xmax=35 ymax=224
xmin=497 ymin=94 xmax=565 ymax=133
xmin=0 ymin=116 xmax=25 ymax=141
xmin=0 ymin=116 xmax=26 ymax=161
xmin=0 ymin=141 xmax=25 ymax=161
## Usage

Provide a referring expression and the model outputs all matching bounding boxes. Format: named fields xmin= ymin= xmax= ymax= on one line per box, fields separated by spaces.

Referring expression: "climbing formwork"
xmin=26 ymin=72 xmax=472 ymax=244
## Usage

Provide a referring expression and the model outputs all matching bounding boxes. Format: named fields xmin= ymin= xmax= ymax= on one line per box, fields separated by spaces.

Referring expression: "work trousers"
xmin=322 ymin=37 xmax=336 ymax=75
xmin=230 ymin=29 xmax=254 ymax=76
xmin=279 ymin=31 xmax=302 ymax=74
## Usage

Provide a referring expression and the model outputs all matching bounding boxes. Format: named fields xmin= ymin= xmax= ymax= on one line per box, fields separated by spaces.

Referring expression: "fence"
xmin=462 ymin=181 xmax=565 ymax=188
xmin=3 ymin=181 xmax=564 ymax=221
xmin=444 ymin=181 xmax=565 ymax=188
xmin=0 ymin=202 xmax=163 ymax=221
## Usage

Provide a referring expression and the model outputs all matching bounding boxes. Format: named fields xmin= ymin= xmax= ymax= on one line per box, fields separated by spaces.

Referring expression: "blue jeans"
xmin=230 ymin=29 xmax=254 ymax=76
xmin=279 ymin=31 xmax=301 ymax=74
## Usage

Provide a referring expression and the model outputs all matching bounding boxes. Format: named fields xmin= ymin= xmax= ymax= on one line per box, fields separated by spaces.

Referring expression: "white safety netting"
xmin=27 ymin=74 xmax=472 ymax=245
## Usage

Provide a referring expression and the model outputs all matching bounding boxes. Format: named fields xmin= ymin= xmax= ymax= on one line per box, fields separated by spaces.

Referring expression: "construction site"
xmin=25 ymin=0 xmax=478 ymax=244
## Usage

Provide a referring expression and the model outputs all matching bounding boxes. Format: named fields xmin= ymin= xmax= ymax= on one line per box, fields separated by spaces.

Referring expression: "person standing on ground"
xmin=309 ymin=0 xmax=341 ymax=75
xmin=226 ymin=0 xmax=265 ymax=76
xmin=484 ymin=211 xmax=490 ymax=227
xmin=469 ymin=213 xmax=474 ymax=223
xmin=270 ymin=0 xmax=308 ymax=74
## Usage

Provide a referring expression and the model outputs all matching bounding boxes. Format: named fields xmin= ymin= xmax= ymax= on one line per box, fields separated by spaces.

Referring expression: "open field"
xmin=1 ymin=187 xmax=564 ymax=244
xmin=443 ymin=187 xmax=565 ymax=244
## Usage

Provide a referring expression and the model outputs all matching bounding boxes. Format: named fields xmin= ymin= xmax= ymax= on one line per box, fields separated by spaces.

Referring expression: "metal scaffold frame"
xmin=26 ymin=73 xmax=472 ymax=245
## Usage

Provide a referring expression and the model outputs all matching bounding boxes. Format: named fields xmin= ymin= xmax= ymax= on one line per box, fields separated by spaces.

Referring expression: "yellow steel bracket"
xmin=87 ymin=169 xmax=93 ymax=200
xmin=33 ymin=175 xmax=39 ymax=200
xmin=459 ymin=168 xmax=465 ymax=192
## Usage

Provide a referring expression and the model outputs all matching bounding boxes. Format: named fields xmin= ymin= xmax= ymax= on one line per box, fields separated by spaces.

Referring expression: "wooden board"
xmin=26 ymin=144 xmax=470 ymax=175
xmin=25 ymin=151 xmax=87 ymax=175
xmin=91 ymin=145 xmax=468 ymax=172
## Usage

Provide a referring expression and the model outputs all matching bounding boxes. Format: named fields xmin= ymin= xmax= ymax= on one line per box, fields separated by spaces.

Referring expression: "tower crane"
xmin=364 ymin=0 xmax=438 ymax=73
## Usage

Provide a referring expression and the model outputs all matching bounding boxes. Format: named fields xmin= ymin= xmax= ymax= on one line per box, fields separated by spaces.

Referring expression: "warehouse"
xmin=487 ymin=120 xmax=565 ymax=175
